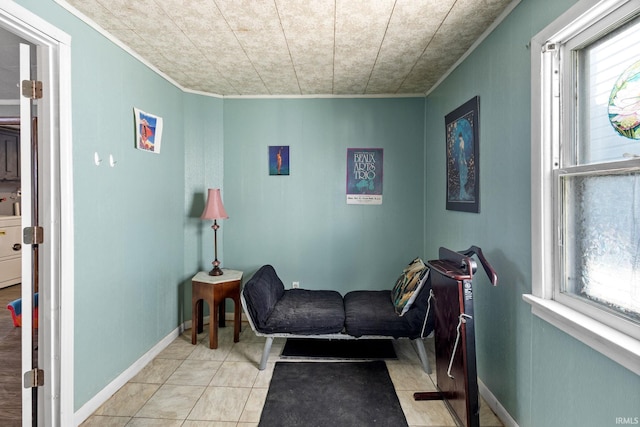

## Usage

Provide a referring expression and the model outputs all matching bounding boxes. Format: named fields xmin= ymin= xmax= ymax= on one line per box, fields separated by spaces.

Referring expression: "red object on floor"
xmin=6 ymin=294 xmax=38 ymax=328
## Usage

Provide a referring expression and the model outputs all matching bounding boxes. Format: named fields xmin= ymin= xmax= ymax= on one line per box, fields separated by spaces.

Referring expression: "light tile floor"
xmin=81 ymin=323 xmax=504 ymax=426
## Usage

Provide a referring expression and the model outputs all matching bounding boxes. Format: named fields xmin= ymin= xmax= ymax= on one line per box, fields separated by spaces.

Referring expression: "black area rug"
xmin=281 ymin=338 xmax=397 ymax=360
xmin=259 ymin=361 xmax=408 ymax=427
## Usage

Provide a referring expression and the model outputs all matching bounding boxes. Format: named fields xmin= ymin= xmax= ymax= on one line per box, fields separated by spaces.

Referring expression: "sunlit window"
xmin=528 ymin=0 xmax=640 ymax=374
xmin=560 ymin=17 xmax=640 ymax=328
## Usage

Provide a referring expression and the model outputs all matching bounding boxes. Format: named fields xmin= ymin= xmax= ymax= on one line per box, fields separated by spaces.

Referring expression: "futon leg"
xmin=413 ymin=338 xmax=431 ymax=374
xmin=259 ymin=337 xmax=274 ymax=370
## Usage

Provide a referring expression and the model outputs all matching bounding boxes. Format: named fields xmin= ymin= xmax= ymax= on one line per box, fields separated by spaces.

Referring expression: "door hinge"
xmin=21 ymin=80 xmax=43 ymax=100
xmin=23 ymin=226 xmax=44 ymax=245
xmin=24 ymin=368 xmax=44 ymax=388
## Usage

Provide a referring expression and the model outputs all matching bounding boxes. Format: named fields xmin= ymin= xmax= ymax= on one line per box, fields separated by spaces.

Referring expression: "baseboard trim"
xmin=73 ymin=327 xmax=180 ymax=426
xmin=478 ymin=379 xmax=519 ymax=427
xmin=73 ymin=313 xmax=247 ymax=425
xmin=73 ymin=321 xmax=513 ymax=427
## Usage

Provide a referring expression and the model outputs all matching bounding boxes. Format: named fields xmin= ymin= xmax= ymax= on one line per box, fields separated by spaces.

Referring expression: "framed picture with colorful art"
xmin=346 ymin=148 xmax=383 ymax=205
xmin=269 ymin=146 xmax=290 ymax=175
xmin=445 ymin=97 xmax=479 ymax=213
xmin=134 ymin=107 xmax=163 ymax=154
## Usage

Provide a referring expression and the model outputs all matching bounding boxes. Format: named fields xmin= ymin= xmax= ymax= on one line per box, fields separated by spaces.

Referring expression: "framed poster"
xmin=346 ymin=148 xmax=383 ymax=205
xmin=445 ymin=97 xmax=479 ymax=213
xmin=269 ymin=146 xmax=290 ymax=175
xmin=134 ymin=107 xmax=163 ymax=153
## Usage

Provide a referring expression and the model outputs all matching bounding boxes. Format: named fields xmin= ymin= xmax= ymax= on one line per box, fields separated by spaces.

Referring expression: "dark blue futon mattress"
xmin=258 ymin=289 xmax=345 ymax=335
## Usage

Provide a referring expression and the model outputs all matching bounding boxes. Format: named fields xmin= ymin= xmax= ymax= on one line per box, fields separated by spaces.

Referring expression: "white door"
xmin=19 ymin=42 xmax=37 ymax=425
xmin=0 ymin=3 xmax=72 ymax=424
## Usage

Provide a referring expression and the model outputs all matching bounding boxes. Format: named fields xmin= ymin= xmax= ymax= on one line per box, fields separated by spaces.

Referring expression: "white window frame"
xmin=525 ymin=0 xmax=640 ymax=376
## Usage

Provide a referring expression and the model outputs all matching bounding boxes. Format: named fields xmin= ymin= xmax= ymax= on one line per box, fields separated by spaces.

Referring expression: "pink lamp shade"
xmin=201 ymin=189 xmax=229 ymax=220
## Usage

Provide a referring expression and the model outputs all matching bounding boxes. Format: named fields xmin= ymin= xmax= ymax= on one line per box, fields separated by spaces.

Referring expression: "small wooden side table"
xmin=191 ymin=269 xmax=243 ymax=349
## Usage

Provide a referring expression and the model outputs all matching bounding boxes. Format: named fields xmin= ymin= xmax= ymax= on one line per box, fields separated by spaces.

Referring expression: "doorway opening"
xmin=0 ymin=3 xmax=73 ymax=425
xmin=0 ymin=115 xmax=27 ymax=423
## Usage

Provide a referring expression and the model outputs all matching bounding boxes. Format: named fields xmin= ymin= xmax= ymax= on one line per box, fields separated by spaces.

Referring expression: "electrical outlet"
xmin=292 ymin=281 xmax=300 ymax=288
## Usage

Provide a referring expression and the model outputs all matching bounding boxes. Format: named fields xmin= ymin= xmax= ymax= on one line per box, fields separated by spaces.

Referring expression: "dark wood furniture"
xmin=414 ymin=246 xmax=497 ymax=427
xmin=191 ymin=269 xmax=243 ymax=349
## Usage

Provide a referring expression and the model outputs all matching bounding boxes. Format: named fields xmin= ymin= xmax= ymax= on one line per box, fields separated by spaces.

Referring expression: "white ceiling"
xmin=56 ymin=0 xmax=517 ymax=97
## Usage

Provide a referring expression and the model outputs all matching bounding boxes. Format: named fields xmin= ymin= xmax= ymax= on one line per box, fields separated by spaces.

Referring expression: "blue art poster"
xmin=346 ymin=148 xmax=383 ymax=205
xmin=269 ymin=146 xmax=289 ymax=175
xmin=447 ymin=114 xmax=475 ymax=202
xmin=445 ymin=96 xmax=479 ymax=213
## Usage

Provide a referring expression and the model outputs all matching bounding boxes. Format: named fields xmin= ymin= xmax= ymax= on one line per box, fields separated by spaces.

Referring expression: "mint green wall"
xmin=183 ymin=95 xmax=224 ymax=320
xmin=13 ymin=0 xmax=640 ymax=423
xmin=15 ymin=0 xmax=191 ymax=410
xmin=223 ymin=98 xmax=426 ymax=292
xmin=424 ymin=0 xmax=640 ymax=426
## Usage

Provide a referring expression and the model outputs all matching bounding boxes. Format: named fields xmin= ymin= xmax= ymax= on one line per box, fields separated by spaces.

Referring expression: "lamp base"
xmin=209 ymin=266 xmax=223 ymax=276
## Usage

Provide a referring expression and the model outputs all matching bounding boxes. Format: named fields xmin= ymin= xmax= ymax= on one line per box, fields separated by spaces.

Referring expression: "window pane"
xmin=577 ymin=17 xmax=640 ymax=166
xmin=562 ymin=171 xmax=640 ymax=322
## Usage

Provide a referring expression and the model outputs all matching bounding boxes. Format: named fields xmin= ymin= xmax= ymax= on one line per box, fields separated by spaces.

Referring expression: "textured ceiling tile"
xmin=96 ymin=0 xmax=163 ymax=31
xmin=216 ymin=0 xmax=298 ymax=94
xmin=182 ymin=67 xmax=237 ymax=94
xmin=401 ymin=0 xmax=513 ymax=93
xmin=139 ymin=26 xmax=193 ymax=54
xmin=276 ymin=0 xmax=335 ymax=95
xmin=192 ymin=38 xmax=269 ymax=94
xmin=333 ymin=0 xmax=396 ymax=94
xmin=152 ymin=45 xmax=238 ymax=94
xmin=66 ymin=0 xmax=127 ymax=30
xmin=366 ymin=0 xmax=456 ymax=94
xmin=456 ymin=0 xmax=514 ymax=28
xmin=158 ymin=67 xmax=192 ymax=86
xmin=166 ymin=1 xmax=265 ymax=94
xmin=399 ymin=47 xmax=456 ymax=93
xmin=202 ymin=50 xmax=268 ymax=95
xmin=59 ymin=0 xmax=517 ymax=96
xmin=105 ymin=28 xmax=152 ymax=55
xmin=439 ymin=0 xmax=513 ymax=52
xmin=400 ymin=28 xmax=471 ymax=93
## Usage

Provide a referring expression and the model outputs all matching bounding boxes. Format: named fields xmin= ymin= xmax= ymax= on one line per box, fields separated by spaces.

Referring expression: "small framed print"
xmin=134 ymin=107 xmax=163 ymax=153
xmin=269 ymin=146 xmax=290 ymax=175
xmin=445 ymin=97 xmax=479 ymax=213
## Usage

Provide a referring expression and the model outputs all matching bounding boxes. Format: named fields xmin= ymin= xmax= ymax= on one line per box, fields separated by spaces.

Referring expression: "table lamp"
xmin=201 ymin=188 xmax=229 ymax=276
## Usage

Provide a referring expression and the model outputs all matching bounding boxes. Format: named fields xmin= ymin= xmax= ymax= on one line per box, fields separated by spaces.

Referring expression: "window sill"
xmin=523 ymin=294 xmax=640 ymax=375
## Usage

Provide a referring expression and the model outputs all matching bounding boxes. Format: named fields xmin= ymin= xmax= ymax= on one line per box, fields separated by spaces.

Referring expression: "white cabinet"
xmin=0 ymin=216 xmax=21 ymax=288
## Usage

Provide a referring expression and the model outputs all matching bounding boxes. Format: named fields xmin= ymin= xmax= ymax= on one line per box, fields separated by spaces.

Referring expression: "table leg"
xmin=191 ymin=298 xmax=201 ymax=345
xmin=233 ymin=294 xmax=241 ymax=343
xmin=218 ymin=301 xmax=226 ymax=327
xmin=209 ymin=297 xmax=218 ymax=349
xmin=197 ymin=300 xmax=204 ymax=334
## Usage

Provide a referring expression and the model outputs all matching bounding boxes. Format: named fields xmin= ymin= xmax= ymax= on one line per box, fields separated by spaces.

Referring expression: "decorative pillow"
xmin=391 ymin=257 xmax=430 ymax=316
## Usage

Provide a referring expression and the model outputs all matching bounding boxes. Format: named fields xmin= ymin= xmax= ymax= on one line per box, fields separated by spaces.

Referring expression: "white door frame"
xmin=19 ymin=41 xmax=34 ymax=426
xmin=0 ymin=3 xmax=73 ymax=426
